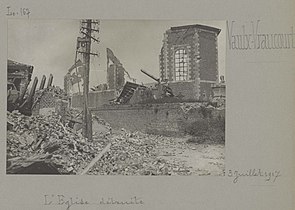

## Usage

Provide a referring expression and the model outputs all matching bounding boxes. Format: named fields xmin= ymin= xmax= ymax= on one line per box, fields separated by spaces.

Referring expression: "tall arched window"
xmin=175 ymin=49 xmax=188 ymax=81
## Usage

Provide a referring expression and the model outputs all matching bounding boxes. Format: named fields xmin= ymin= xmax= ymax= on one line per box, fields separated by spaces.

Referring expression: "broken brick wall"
xmin=32 ymin=91 xmax=57 ymax=115
xmin=92 ymin=103 xmax=225 ymax=136
xmin=32 ymin=92 xmax=69 ymax=116
xmin=107 ymin=64 xmax=125 ymax=90
xmin=167 ymin=80 xmax=199 ymax=101
xmin=71 ymin=90 xmax=116 ymax=108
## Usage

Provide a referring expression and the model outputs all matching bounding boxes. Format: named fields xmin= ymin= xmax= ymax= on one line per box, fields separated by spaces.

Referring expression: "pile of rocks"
xmin=7 ymin=111 xmax=108 ymax=174
xmin=7 ymin=111 xmax=193 ymax=176
xmin=88 ymin=131 xmax=191 ymax=176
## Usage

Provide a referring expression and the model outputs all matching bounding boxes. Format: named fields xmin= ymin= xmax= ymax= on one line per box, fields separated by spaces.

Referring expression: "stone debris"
xmin=7 ymin=153 xmax=61 ymax=174
xmin=180 ymin=103 xmax=202 ymax=114
xmin=88 ymin=131 xmax=192 ymax=176
xmin=7 ymin=110 xmax=223 ymax=176
xmin=7 ymin=110 xmax=108 ymax=174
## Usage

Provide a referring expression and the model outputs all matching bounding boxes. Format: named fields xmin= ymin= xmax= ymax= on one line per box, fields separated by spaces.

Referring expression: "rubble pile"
xmin=180 ymin=103 xmax=202 ymax=114
xmin=88 ymin=130 xmax=191 ymax=175
xmin=7 ymin=110 xmax=222 ymax=176
xmin=34 ymin=86 xmax=68 ymax=101
xmin=66 ymin=108 xmax=83 ymax=119
xmin=64 ymin=108 xmax=83 ymax=126
xmin=50 ymin=86 xmax=68 ymax=99
xmin=7 ymin=111 xmax=108 ymax=174
xmin=92 ymin=115 xmax=112 ymax=137
xmin=180 ymin=102 xmax=224 ymax=115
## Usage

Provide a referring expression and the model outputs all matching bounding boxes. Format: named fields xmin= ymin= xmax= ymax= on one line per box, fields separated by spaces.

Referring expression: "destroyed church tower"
xmin=159 ymin=24 xmax=221 ymax=100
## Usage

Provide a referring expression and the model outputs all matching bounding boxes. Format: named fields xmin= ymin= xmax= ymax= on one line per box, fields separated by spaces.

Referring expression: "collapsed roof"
xmin=7 ymin=59 xmax=34 ymax=81
xmin=115 ymin=81 xmax=146 ymax=104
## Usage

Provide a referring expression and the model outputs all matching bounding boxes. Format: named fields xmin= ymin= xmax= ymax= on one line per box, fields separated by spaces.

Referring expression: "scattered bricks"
xmin=87 ymin=130 xmax=192 ymax=176
xmin=7 ymin=108 xmax=222 ymax=176
xmin=6 ymin=110 xmax=109 ymax=174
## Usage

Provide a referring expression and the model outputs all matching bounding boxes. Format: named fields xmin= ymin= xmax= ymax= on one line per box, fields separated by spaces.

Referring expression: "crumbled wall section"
xmin=107 ymin=65 xmax=115 ymax=89
xmin=92 ymin=103 xmax=224 ymax=136
xmin=32 ymin=91 xmax=56 ymax=115
xmin=107 ymin=65 xmax=125 ymax=90
xmin=167 ymin=81 xmax=199 ymax=100
xmin=32 ymin=90 xmax=69 ymax=116
xmin=71 ymin=90 xmax=116 ymax=108
xmin=199 ymin=82 xmax=214 ymax=101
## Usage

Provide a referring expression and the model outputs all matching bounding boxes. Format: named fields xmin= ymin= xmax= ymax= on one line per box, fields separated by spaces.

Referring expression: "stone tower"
xmin=159 ymin=24 xmax=220 ymax=100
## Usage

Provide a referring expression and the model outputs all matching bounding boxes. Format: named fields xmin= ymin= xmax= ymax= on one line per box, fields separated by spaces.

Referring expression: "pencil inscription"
xmin=6 ymin=6 xmax=30 ymax=18
xmin=226 ymin=168 xmax=281 ymax=184
xmin=44 ymin=194 xmax=144 ymax=210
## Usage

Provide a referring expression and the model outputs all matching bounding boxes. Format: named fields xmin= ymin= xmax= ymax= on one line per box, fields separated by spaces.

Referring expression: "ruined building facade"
xmin=106 ymin=48 xmax=125 ymax=90
xmin=159 ymin=24 xmax=221 ymax=100
xmin=107 ymin=64 xmax=125 ymax=90
xmin=7 ymin=60 xmax=33 ymax=100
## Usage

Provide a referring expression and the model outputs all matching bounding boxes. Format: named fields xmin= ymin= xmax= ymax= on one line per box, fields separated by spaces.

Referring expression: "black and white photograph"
xmin=6 ymin=19 xmax=226 ymax=175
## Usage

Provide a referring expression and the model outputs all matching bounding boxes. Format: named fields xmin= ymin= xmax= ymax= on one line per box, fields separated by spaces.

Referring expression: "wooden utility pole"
xmin=82 ymin=19 xmax=92 ymax=141
xmin=77 ymin=19 xmax=99 ymax=141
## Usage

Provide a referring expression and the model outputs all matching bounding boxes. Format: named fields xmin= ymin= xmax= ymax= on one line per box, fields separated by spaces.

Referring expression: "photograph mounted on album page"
xmin=0 ymin=0 xmax=294 ymax=210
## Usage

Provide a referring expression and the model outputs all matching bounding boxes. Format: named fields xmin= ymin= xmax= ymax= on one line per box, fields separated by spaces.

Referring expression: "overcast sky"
xmin=8 ymin=19 xmax=226 ymax=88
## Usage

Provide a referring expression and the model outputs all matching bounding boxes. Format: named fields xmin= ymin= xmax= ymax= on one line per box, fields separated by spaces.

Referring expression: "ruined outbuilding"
xmin=7 ymin=60 xmax=34 ymax=111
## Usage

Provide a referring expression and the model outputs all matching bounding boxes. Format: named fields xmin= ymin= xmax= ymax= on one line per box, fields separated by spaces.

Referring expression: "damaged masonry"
xmin=7 ymin=20 xmax=225 ymax=175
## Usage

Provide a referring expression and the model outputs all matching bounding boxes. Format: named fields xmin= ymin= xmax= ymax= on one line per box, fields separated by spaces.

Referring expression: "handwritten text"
xmin=227 ymin=20 xmax=295 ymax=50
xmin=6 ymin=6 xmax=30 ymax=18
xmin=44 ymin=194 xmax=144 ymax=210
xmin=226 ymin=168 xmax=281 ymax=184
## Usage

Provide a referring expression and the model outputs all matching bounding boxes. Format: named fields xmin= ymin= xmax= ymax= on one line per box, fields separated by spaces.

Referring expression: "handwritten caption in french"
xmin=42 ymin=169 xmax=281 ymax=209
xmin=44 ymin=195 xmax=144 ymax=210
xmin=225 ymin=168 xmax=281 ymax=184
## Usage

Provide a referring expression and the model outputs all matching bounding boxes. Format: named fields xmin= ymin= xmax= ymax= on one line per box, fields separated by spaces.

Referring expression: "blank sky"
xmin=8 ymin=19 xmax=226 ymax=88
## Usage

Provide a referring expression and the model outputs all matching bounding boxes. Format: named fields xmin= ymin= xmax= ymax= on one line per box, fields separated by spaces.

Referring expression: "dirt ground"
xmin=92 ymin=121 xmax=225 ymax=176
xmin=154 ymin=136 xmax=225 ymax=175
xmin=90 ymin=120 xmax=225 ymax=176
